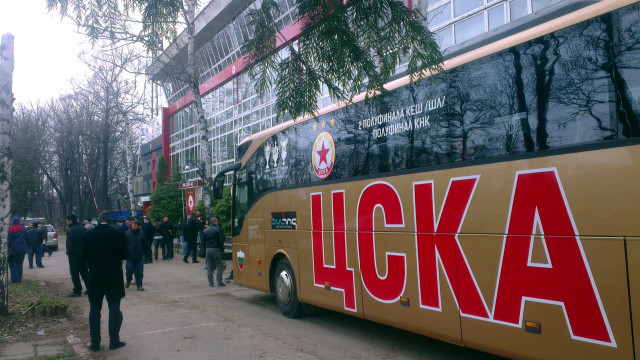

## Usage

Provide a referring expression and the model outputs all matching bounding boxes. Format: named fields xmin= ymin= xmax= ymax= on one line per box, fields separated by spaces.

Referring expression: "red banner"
xmin=186 ymin=189 xmax=196 ymax=217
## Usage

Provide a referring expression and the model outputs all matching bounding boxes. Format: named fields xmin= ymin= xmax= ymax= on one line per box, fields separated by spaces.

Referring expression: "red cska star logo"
xmin=312 ymin=131 xmax=335 ymax=179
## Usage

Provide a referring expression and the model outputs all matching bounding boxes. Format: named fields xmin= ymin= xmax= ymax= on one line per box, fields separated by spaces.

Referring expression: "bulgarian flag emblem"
xmin=237 ymin=250 xmax=245 ymax=271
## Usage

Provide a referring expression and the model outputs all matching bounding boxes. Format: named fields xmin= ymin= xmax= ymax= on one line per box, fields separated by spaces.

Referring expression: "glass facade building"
xmin=154 ymin=0 xmax=574 ymax=182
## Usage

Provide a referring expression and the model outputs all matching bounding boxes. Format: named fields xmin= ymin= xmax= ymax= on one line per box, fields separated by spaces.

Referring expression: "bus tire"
xmin=274 ymin=257 xmax=303 ymax=318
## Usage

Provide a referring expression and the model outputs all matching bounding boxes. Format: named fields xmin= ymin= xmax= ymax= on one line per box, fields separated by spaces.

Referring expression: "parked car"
xmin=24 ymin=217 xmax=48 ymax=225
xmin=44 ymin=224 xmax=58 ymax=251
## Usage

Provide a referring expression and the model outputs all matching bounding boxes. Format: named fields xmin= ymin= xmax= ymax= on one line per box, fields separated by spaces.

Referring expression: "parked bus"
xmin=213 ymin=0 xmax=640 ymax=358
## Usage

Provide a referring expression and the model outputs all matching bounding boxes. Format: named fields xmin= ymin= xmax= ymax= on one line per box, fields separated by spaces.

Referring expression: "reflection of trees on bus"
xmin=437 ymin=66 xmax=498 ymax=162
xmin=509 ymin=47 xmax=536 ymax=152
xmin=554 ymin=12 xmax=640 ymax=140
xmin=602 ymin=12 xmax=640 ymax=137
xmin=530 ymin=35 xmax=562 ymax=150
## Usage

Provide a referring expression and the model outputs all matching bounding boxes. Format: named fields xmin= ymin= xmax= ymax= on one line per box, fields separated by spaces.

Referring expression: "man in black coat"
xmin=66 ymin=214 xmax=88 ymax=297
xmin=125 ymin=219 xmax=146 ymax=291
xmin=203 ymin=216 xmax=226 ymax=287
xmin=142 ymin=216 xmax=155 ymax=263
xmin=162 ymin=216 xmax=175 ymax=259
xmin=82 ymin=211 xmax=128 ymax=352
xmin=182 ymin=215 xmax=199 ymax=263
xmin=27 ymin=222 xmax=44 ymax=268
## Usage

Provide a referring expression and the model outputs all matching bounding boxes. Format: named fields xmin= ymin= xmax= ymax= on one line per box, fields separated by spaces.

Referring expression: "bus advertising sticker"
xmin=312 ymin=131 xmax=336 ymax=179
xmin=237 ymin=250 xmax=245 ymax=271
xmin=271 ymin=212 xmax=297 ymax=230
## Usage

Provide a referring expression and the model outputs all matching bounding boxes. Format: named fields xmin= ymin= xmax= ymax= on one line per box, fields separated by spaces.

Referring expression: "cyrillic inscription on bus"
xmin=311 ymin=168 xmax=615 ymax=347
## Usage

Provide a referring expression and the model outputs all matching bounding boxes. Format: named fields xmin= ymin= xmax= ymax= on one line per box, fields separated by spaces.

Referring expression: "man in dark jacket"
xmin=142 ymin=216 xmax=155 ymax=263
xmin=27 ymin=222 xmax=44 ymax=268
xmin=162 ymin=216 xmax=175 ymax=259
xmin=153 ymin=218 xmax=165 ymax=260
xmin=39 ymin=222 xmax=53 ymax=257
xmin=82 ymin=211 xmax=128 ymax=352
xmin=66 ymin=214 xmax=88 ymax=297
xmin=182 ymin=215 xmax=199 ymax=263
xmin=8 ymin=217 xmax=30 ymax=283
xmin=125 ymin=219 xmax=146 ymax=291
xmin=203 ymin=216 xmax=225 ymax=287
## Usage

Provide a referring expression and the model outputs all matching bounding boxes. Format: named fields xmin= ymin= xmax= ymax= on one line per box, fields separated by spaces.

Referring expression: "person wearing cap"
xmin=82 ymin=211 xmax=128 ymax=352
xmin=8 ymin=217 xmax=30 ymax=283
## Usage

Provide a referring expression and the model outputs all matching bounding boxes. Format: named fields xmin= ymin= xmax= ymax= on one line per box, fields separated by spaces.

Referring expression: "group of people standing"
xmin=7 ymin=217 xmax=51 ymax=283
xmin=7 ymin=210 xmax=229 ymax=352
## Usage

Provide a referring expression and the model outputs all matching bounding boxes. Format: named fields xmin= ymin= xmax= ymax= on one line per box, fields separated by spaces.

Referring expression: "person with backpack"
xmin=8 ymin=217 xmax=30 ymax=283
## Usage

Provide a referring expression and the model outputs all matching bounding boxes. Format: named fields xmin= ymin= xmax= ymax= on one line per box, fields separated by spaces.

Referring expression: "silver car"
xmin=43 ymin=224 xmax=58 ymax=251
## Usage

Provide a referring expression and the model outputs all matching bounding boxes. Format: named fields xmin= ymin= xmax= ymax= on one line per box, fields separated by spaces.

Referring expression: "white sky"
xmin=0 ymin=0 xmax=90 ymax=106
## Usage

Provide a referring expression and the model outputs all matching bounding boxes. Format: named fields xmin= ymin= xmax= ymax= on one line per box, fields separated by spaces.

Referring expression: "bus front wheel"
xmin=274 ymin=258 xmax=303 ymax=318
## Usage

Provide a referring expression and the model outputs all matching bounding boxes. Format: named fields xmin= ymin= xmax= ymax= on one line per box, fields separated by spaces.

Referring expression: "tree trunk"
xmin=0 ymin=33 xmax=15 ymax=315
xmin=125 ymin=136 xmax=135 ymax=213
xmin=101 ymin=103 xmax=112 ymax=211
xmin=185 ymin=0 xmax=213 ymax=209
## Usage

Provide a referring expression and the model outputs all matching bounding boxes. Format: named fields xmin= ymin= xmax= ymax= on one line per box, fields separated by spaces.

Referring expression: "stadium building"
xmin=148 ymin=0 xmax=574 ymax=198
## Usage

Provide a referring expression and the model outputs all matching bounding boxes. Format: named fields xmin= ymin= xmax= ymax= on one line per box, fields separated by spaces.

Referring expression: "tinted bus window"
xmin=237 ymin=3 xmax=640 ymax=226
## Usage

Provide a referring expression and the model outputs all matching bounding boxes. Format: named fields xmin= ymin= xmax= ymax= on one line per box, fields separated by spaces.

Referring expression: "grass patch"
xmin=7 ymin=281 xmax=48 ymax=315
xmin=6 ymin=281 xmax=68 ymax=317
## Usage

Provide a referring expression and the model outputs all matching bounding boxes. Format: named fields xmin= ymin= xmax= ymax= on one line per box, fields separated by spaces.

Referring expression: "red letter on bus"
xmin=311 ymin=191 xmax=356 ymax=311
xmin=414 ymin=177 xmax=490 ymax=319
xmin=357 ymin=182 xmax=406 ymax=303
xmin=493 ymin=168 xmax=615 ymax=346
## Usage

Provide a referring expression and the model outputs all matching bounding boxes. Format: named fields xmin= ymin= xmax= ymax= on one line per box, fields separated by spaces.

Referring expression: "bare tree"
xmin=0 ymin=33 xmax=15 ymax=315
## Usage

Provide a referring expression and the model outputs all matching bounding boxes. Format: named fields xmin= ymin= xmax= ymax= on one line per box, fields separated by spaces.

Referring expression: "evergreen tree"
xmin=148 ymin=161 xmax=183 ymax=224
xmin=211 ymin=186 xmax=231 ymax=236
xmin=244 ymin=0 xmax=443 ymax=120
xmin=157 ymin=155 xmax=169 ymax=186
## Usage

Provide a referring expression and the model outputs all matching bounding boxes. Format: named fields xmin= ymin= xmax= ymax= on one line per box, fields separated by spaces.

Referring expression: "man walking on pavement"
xmin=82 ymin=211 xmax=128 ymax=352
xmin=66 ymin=214 xmax=88 ymax=297
xmin=183 ymin=215 xmax=199 ymax=263
xmin=125 ymin=219 xmax=146 ymax=291
xmin=203 ymin=216 xmax=226 ymax=287
xmin=27 ymin=222 xmax=44 ymax=268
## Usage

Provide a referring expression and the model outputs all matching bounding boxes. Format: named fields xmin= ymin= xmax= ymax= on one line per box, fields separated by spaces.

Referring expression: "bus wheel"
xmin=274 ymin=258 xmax=303 ymax=318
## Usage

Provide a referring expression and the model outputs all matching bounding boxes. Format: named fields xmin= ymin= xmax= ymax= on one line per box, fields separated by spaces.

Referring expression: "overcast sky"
xmin=0 ymin=0 xmax=90 ymax=106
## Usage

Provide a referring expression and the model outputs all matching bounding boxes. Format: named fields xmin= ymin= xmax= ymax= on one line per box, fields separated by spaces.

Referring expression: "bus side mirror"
xmin=213 ymin=162 xmax=241 ymax=200
xmin=213 ymin=173 xmax=225 ymax=200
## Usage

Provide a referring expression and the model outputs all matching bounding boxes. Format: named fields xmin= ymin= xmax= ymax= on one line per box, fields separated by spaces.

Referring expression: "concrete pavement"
xmin=1 ymin=235 xmax=236 ymax=360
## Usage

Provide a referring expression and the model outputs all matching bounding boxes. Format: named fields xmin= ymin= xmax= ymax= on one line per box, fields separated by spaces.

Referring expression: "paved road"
xmin=29 ymin=235 xmax=502 ymax=359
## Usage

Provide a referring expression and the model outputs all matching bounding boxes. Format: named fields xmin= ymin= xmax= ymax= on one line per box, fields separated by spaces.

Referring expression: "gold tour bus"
xmin=213 ymin=0 xmax=640 ymax=358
